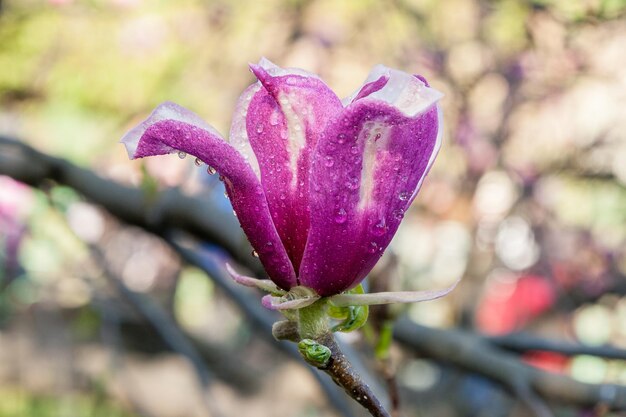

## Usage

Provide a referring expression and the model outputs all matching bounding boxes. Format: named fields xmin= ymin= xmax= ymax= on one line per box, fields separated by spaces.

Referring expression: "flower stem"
xmin=298 ymin=299 xmax=330 ymax=339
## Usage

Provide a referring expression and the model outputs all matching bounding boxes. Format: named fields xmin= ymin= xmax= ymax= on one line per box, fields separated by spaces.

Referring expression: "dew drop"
xmin=392 ymin=208 xmax=404 ymax=220
xmin=399 ymin=191 xmax=409 ymax=201
xmin=194 ymin=157 xmax=203 ymax=166
xmin=270 ymin=112 xmax=280 ymax=126
xmin=334 ymin=208 xmax=347 ymax=224
xmin=367 ymin=241 xmax=378 ymax=254
xmin=372 ymin=219 xmax=387 ymax=236
xmin=207 ymin=166 xmax=217 ymax=175
xmin=265 ymin=242 xmax=274 ymax=252
xmin=350 ymin=146 xmax=359 ymax=155
xmin=345 ymin=177 xmax=359 ymax=190
xmin=337 ymin=134 xmax=346 ymax=144
xmin=279 ymin=192 xmax=287 ymax=200
xmin=324 ymin=156 xmax=334 ymax=167
xmin=177 ymin=151 xmax=187 ymax=159
xmin=256 ymin=123 xmax=264 ymax=133
xmin=251 ymin=250 xmax=259 ymax=258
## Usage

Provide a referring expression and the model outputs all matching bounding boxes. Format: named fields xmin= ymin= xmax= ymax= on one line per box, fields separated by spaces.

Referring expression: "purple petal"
xmin=122 ymin=102 xmax=297 ymax=290
xmin=240 ymin=58 xmax=343 ymax=275
xmin=299 ymin=73 xmax=443 ymax=296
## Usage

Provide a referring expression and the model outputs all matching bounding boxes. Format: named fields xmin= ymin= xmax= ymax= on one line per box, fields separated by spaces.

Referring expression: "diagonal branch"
xmin=393 ymin=319 xmax=626 ymax=410
xmin=3 ymin=136 xmax=626 ymax=412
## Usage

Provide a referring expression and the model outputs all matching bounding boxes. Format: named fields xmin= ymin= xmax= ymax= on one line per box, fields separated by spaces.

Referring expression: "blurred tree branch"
xmin=394 ymin=319 xmax=626 ymax=410
xmin=2 ymin=136 xmax=626 ymax=413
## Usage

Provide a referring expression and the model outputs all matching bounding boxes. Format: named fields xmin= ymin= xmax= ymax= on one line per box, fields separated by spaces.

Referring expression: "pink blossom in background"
xmin=0 ymin=176 xmax=33 ymax=278
xmin=122 ymin=59 xmax=442 ymax=297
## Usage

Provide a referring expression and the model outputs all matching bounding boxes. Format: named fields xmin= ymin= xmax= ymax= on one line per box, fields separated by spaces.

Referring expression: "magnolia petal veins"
xmin=121 ymin=58 xmax=443 ymax=298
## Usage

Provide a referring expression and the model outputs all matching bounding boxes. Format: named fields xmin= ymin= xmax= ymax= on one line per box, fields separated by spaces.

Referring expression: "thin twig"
xmin=319 ymin=333 xmax=390 ymax=417
xmin=273 ymin=321 xmax=390 ymax=417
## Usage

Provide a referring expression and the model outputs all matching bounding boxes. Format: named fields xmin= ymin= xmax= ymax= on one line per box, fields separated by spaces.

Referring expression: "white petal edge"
xmin=341 ymin=64 xmax=390 ymax=106
xmin=343 ymin=65 xmax=444 ymax=117
xmin=410 ymin=104 xmax=444 ymax=204
xmin=328 ymin=276 xmax=460 ymax=307
xmin=261 ymin=294 xmax=321 ymax=310
xmin=228 ymin=83 xmax=263 ymax=179
xmin=120 ymin=101 xmax=222 ymax=159
xmin=225 ymin=263 xmax=285 ymax=294
xmin=257 ymin=57 xmax=322 ymax=80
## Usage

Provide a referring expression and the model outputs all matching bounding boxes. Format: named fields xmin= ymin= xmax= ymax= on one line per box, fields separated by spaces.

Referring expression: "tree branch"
xmin=486 ymin=332 xmax=626 ymax=361
xmin=3 ymin=136 xmax=626 ymax=412
xmin=393 ymin=319 xmax=626 ymax=410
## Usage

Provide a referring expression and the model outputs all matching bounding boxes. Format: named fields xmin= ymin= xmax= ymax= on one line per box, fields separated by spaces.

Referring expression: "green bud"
xmin=298 ymin=339 xmax=331 ymax=367
xmin=332 ymin=304 xmax=369 ymax=333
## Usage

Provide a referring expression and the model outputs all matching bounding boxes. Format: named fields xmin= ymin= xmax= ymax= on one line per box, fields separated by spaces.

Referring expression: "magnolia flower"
xmin=122 ymin=59 xmax=455 ymax=307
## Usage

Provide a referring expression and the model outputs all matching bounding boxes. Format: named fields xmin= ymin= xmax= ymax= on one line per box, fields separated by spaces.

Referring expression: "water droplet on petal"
xmin=367 ymin=241 xmax=378 ymax=254
xmin=256 ymin=123 xmax=264 ymax=133
xmin=279 ymin=192 xmax=287 ymax=200
xmin=251 ymin=250 xmax=259 ymax=258
xmin=399 ymin=192 xmax=409 ymax=201
xmin=337 ymin=134 xmax=346 ymax=144
xmin=194 ymin=157 xmax=203 ymax=166
xmin=393 ymin=209 xmax=404 ymax=220
xmin=350 ymin=146 xmax=359 ymax=155
xmin=270 ymin=111 xmax=280 ymax=126
xmin=178 ymin=151 xmax=187 ymax=159
xmin=334 ymin=208 xmax=347 ymax=224
xmin=324 ymin=156 xmax=334 ymax=167
xmin=207 ymin=166 xmax=217 ymax=175
xmin=372 ymin=219 xmax=387 ymax=236
xmin=265 ymin=242 xmax=274 ymax=252
xmin=345 ymin=177 xmax=359 ymax=190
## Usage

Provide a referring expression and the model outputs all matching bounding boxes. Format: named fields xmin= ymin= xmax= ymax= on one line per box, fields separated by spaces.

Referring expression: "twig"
xmin=273 ymin=321 xmax=390 ymax=417
xmin=319 ymin=333 xmax=390 ymax=417
xmin=486 ymin=332 xmax=626 ymax=361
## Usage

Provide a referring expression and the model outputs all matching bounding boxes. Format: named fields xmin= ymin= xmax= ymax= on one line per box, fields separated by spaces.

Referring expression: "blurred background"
xmin=1 ymin=0 xmax=626 ymax=416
